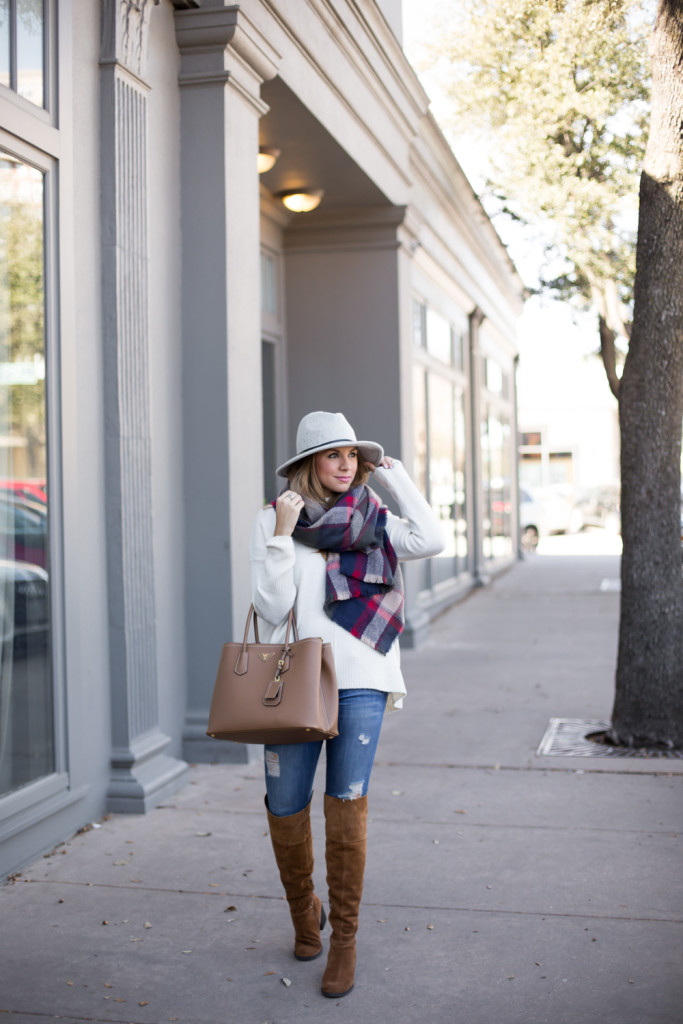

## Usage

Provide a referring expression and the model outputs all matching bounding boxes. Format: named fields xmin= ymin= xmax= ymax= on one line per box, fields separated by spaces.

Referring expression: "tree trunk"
xmin=611 ymin=1 xmax=683 ymax=748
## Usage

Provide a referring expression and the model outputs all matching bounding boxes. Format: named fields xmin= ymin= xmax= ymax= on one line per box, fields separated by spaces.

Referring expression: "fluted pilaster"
xmin=101 ymin=0 xmax=187 ymax=810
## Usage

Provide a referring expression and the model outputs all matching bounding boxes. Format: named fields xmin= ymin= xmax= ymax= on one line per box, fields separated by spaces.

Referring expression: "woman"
xmin=249 ymin=411 xmax=444 ymax=998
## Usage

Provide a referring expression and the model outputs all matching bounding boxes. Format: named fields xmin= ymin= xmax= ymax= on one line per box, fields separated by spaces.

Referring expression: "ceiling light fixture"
xmin=279 ymin=188 xmax=324 ymax=213
xmin=257 ymin=147 xmax=281 ymax=174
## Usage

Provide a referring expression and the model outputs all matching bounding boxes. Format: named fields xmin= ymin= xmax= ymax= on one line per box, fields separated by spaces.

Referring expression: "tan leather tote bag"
xmin=206 ymin=604 xmax=339 ymax=744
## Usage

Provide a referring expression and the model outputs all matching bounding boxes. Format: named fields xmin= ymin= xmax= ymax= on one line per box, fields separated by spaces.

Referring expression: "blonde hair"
xmin=288 ymin=451 xmax=370 ymax=504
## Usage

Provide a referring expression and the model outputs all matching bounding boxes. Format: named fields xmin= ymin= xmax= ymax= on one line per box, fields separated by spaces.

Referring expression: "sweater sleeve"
xmin=249 ymin=508 xmax=297 ymax=626
xmin=372 ymin=460 xmax=446 ymax=561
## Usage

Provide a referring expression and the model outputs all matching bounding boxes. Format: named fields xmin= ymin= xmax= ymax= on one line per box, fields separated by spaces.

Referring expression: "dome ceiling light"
xmin=278 ymin=188 xmax=324 ymax=213
xmin=257 ymin=146 xmax=281 ymax=174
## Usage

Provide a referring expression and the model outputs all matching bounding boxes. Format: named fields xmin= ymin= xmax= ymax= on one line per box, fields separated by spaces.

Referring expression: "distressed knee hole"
xmin=358 ymin=734 xmax=371 ymax=745
xmin=346 ymin=781 xmax=364 ymax=800
xmin=264 ymin=750 xmax=281 ymax=777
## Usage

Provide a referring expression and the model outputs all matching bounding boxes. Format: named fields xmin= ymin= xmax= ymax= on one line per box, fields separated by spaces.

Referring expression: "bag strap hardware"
xmin=235 ymin=605 xmax=299 ymax=676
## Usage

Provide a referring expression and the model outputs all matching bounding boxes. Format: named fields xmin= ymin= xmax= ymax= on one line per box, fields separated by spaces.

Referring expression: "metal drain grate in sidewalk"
xmin=537 ymin=717 xmax=683 ymax=759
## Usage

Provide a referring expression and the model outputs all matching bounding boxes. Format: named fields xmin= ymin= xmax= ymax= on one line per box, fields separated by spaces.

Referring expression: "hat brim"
xmin=276 ymin=439 xmax=384 ymax=478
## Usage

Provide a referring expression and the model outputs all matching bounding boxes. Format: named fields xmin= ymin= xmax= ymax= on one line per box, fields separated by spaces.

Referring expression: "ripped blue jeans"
xmin=264 ymin=688 xmax=387 ymax=817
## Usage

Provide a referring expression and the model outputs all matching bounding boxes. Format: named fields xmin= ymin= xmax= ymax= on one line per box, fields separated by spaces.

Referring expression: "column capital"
xmin=175 ymin=3 xmax=279 ymax=105
xmin=101 ymin=0 xmax=159 ymax=84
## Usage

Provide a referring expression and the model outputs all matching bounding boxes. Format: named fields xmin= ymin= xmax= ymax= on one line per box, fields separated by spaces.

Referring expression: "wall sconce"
xmin=258 ymin=147 xmax=281 ymax=174
xmin=278 ymin=188 xmax=324 ymax=213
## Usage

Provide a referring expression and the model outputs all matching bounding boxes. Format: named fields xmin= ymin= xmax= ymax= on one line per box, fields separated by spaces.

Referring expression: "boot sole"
xmin=322 ymin=983 xmax=354 ymax=998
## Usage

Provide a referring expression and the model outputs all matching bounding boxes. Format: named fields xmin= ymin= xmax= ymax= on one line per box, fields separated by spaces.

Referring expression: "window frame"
xmin=0 ymin=123 xmax=68 ymax=834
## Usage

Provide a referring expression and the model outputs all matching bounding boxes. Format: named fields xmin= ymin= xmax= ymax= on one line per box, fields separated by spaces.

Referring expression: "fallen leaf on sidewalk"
xmin=181 ymin=950 xmax=192 ymax=954
xmin=144 ymin=922 xmax=152 ymax=929
xmin=208 ymin=883 xmax=221 ymax=887
xmin=66 ymin=981 xmax=74 ymax=986
xmin=264 ymin=971 xmax=277 ymax=976
xmin=104 ymin=983 xmax=112 ymax=988
xmin=427 ymin=924 xmax=434 ymax=930
xmin=196 ymin=832 xmax=212 ymax=837
xmin=225 ymin=905 xmax=237 ymax=912
xmin=139 ymin=1001 xmax=149 ymax=1006
xmin=455 ymin=809 xmax=467 ymax=814
xmin=113 ymin=860 xmax=129 ymax=866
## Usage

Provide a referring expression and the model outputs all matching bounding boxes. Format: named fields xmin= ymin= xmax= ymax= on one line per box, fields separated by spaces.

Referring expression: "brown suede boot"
xmin=321 ymin=793 xmax=368 ymax=998
xmin=265 ymin=796 xmax=326 ymax=961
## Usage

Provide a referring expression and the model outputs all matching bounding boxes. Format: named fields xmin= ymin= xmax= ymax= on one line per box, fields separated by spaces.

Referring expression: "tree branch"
xmin=599 ymin=315 xmax=621 ymax=400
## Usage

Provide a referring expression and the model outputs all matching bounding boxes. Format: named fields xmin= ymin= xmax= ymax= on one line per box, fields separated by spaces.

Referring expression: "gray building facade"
xmin=0 ymin=0 xmax=524 ymax=878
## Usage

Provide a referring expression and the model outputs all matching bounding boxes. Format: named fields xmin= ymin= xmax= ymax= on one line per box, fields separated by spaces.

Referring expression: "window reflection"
xmin=0 ymin=0 xmax=10 ymax=90
xmin=0 ymin=0 xmax=44 ymax=108
xmin=0 ymin=153 xmax=53 ymax=797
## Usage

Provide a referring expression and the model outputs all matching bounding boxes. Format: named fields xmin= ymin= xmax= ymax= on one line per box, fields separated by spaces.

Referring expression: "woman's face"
xmin=314 ymin=446 xmax=359 ymax=495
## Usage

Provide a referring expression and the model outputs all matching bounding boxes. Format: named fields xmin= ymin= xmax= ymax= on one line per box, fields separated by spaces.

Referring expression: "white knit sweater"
xmin=249 ymin=461 xmax=445 ymax=712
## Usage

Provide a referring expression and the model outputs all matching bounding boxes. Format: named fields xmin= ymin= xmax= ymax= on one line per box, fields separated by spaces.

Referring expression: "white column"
xmin=174 ymin=5 xmax=278 ymax=762
xmin=100 ymin=0 xmax=187 ymax=810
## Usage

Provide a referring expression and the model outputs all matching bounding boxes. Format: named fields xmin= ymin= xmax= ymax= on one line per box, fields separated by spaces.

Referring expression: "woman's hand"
xmin=366 ymin=456 xmax=395 ymax=471
xmin=274 ymin=490 xmax=305 ymax=537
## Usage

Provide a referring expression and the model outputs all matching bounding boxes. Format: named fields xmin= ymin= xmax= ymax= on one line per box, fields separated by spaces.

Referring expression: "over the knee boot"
xmin=265 ymin=796 xmax=327 ymax=961
xmin=321 ymin=793 xmax=368 ymax=998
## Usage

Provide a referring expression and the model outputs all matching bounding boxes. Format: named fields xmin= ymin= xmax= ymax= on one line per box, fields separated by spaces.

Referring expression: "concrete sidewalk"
xmin=2 ymin=543 xmax=682 ymax=1024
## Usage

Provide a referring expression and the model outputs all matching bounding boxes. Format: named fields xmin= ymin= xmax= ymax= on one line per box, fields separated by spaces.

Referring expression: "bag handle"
xmin=234 ymin=603 xmax=300 ymax=676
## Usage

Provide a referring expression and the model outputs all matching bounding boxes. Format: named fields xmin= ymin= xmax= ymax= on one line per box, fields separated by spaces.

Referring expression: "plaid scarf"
xmin=275 ymin=485 xmax=404 ymax=655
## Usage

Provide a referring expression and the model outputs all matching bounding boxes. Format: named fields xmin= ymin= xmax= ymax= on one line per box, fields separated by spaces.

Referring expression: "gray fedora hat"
xmin=276 ymin=411 xmax=383 ymax=478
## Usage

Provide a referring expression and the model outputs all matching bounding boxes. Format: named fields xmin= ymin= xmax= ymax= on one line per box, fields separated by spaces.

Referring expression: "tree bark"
xmin=611 ymin=0 xmax=683 ymax=748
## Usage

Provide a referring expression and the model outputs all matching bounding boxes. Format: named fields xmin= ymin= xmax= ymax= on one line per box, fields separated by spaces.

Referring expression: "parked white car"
xmin=519 ymin=487 xmax=583 ymax=551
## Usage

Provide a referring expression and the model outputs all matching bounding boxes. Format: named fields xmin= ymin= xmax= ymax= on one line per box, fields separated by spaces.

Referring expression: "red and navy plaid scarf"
xmin=275 ymin=485 xmax=404 ymax=655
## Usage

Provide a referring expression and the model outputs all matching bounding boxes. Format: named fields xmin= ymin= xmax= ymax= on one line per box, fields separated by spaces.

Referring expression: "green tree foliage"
xmin=0 ymin=195 xmax=46 ymax=476
xmin=425 ymin=0 xmax=651 ymax=350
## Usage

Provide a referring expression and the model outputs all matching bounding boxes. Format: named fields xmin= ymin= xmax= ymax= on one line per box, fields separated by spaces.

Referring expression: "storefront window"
xmin=483 ymin=411 xmax=513 ymax=559
xmin=428 ymin=374 xmax=457 ymax=584
xmin=413 ymin=365 xmax=427 ymax=497
xmin=0 ymin=0 xmax=45 ymax=108
xmin=426 ymin=307 xmax=452 ymax=365
xmin=412 ymin=365 xmax=429 ymax=592
xmin=0 ymin=152 xmax=53 ymax=798
xmin=260 ymin=250 xmax=276 ymax=315
xmin=412 ymin=299 xmax=426 ymax=348
xmin=413 ymin=297 xmax=472 ymax=591
xmin=454 ymin=390 xmax=468 ymax=571
xmin=0 ymin=0 xmax=9 ymax=90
